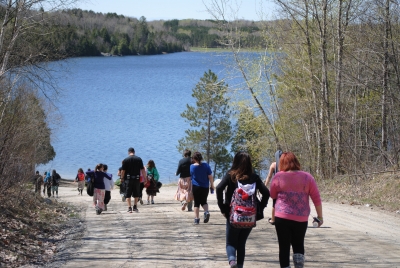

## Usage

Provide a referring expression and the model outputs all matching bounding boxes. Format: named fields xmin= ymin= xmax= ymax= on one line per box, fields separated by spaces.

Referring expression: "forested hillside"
xmin=45 ymin=9 xmax=264 ymax=57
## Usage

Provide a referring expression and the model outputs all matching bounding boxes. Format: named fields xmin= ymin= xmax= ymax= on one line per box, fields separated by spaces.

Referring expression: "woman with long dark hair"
xmin=190 ymin=152 xmax=214 ymax=224
xmin=270 ymin=152 xmax=323 ymax=268
xmin=86 ymin=163 xmax=112 ymax=215
xmin=216 ymin=152 xmax=270 ymax=268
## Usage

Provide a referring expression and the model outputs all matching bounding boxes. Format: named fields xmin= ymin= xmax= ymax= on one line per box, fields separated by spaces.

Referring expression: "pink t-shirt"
xmin=270 ymin=170 xmax=322 ymax=222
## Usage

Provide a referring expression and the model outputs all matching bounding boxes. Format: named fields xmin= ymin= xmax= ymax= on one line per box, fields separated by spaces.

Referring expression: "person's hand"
xmin=317 ymin=217 xmax=324 ymax=227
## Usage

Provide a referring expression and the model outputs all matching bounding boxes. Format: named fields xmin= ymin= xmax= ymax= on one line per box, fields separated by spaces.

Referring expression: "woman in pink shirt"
xmin=270 ymin=152 xmax=323 ymax=268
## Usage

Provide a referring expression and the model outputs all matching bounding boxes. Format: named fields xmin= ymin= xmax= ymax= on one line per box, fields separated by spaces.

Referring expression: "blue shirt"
xmin=190 ymin=162 xmax=212 ymax=188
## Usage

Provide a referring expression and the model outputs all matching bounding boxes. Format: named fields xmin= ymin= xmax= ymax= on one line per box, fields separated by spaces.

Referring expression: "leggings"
xmin=192 ymin=185 xmax=209 ymax=208
xmin=104 ymin=190 xmax=111 ymax=204
xmin=275 ymin=217 xmax=308 ymax=268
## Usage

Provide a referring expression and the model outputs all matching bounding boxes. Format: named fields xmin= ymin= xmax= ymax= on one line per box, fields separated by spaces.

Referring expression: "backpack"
xmin=86 ymin=179 xmax=94 ymax=196
xmin=229 ymin=182 xmax=257 ymax=228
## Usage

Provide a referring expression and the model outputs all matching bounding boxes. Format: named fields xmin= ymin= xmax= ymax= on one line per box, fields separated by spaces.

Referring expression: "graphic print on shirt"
xmin=275 ymin=191 xmax=310 ymax=216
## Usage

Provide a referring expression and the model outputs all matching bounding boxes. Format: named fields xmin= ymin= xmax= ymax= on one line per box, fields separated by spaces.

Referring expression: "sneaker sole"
xmin=204 ymin=213 xmax=210 ymax=223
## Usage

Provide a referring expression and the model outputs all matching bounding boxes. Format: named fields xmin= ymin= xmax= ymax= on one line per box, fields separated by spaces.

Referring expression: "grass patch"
xmin=319 ymin=172 xmax=400 ymax=211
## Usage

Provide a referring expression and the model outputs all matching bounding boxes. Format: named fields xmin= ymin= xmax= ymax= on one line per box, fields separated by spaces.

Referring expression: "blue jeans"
xmin=226 ymin=219 xmax=252 ymax=267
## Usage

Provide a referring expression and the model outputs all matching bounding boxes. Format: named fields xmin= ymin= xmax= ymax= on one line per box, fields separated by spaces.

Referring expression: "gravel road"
xmin=47 ymin=183 xmax=400 ymax=268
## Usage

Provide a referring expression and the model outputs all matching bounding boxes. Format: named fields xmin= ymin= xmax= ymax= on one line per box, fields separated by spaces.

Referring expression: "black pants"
xmin=275 ymin=217 xmax=308 ymax=268
xmin=104 ymin=190 xmax=111 ymax=204
xmin=47 ymin=184 xmax=52 ymax=197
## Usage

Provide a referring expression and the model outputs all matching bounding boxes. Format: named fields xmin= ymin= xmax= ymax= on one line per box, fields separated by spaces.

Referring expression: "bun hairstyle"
xmin=95 ymin=163 xmax=103 ymax=171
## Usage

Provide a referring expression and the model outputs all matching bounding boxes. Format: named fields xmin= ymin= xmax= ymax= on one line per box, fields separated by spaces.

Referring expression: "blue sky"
xmin=75 ymin=0 xmax=276 ymax=21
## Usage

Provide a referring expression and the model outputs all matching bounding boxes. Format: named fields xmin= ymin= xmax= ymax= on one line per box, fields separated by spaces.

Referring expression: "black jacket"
xmin=216 ymin=172 xmax=270 ymax=215
xmin=176 ymin=157 xmax=192 ymax=178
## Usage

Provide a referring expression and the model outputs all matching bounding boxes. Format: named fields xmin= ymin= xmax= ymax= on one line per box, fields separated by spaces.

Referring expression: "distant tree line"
xmin=35 ymin=9 xmax=266 ymax=58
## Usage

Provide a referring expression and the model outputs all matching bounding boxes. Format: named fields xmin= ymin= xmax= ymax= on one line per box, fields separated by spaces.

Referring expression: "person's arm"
xmin=176 ymin=161 xmax=181 ymax=176
xmin=315 ymin=205 xmax=323 ymax=227
xmin=141 ymin=168 xmax=146 ymax=182
xmin=216 ymin=173 xmax=230 ymax=216
xmin=257 ymin=177 xmax=270 ymax=208
xmin=206 ymin=163 xmax=214 ymax=189
xmin=208 ymin=174 xmax=214 ymax=190
xmin=264 ymin=162 xmax=275 ymax=186
xmin=120 ymin=170 xmax=125 ymax=183
xmin=104 ymin=172 xmax=112 ymax=180
xmin=309 ymin=174 xmax=323 ymax=226
xmin=154 ymin=168 xmax=160 ymax=181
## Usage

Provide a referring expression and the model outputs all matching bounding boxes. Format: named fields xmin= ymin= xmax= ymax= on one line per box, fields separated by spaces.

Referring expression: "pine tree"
xmin=178 ymin=70 xmax=232 ymax=177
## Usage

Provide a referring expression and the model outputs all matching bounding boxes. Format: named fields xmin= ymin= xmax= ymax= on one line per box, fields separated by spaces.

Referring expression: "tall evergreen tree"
xmin=178 ymin=70 xmax=232 ymax=178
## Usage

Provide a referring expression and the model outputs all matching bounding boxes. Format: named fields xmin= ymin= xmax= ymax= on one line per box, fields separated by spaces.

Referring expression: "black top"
xmin=51 ymin=173 xmax=61 ymax=186
xmin=176 ymin=157 xmax=192 ymax=178
xmin=122 ymin=155 xmax=144 ymax=179
xmin=216 ymin=172 xmax=270 ymax=215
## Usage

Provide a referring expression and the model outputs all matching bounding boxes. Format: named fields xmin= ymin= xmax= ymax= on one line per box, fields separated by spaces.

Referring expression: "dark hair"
xmin=192 ymin=152 xmax=203 ymax=163
xmin=279 ymin=152 xmax=301 ymax=171
xmin=52 ymin=170 xmax=56 ymax=176
xmin=36 ymin=170 xmax=39 ymax=174
xmin=103 ymin=164 xmax=108 ymax=171
xmin=183 ymin=149 xmax=191 ymax=157
xmin=229 ymin=152 xmax=253 ymax=182
xmin=95 ymin=163 xmax=103 ymax=171
xmin=147 ymin=160 xmax=155 ymax=168
xmin=128 ymin=147 xmax=135 ymax=153
xmin=78 ymin=168 xmax=83 ymax=173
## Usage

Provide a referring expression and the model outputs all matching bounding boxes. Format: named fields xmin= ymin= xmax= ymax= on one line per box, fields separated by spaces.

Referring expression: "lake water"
xmin=38 ymin=52 xmax=240 ymax=183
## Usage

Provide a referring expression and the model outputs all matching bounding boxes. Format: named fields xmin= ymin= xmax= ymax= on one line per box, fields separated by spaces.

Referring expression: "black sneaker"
xmin=204 ymin=212 xmax=210 ymax=223
xmin=132 ymin=205 xmax=139 ymax=212
xmin=127 ymin=206 xmax=132 ymax=213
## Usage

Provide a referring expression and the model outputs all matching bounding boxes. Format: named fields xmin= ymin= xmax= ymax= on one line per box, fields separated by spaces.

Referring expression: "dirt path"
xmin=48 ymin=183 xmax=400 ymax=268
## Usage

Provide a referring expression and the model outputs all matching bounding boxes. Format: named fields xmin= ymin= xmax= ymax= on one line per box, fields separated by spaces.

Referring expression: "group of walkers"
xmin=81 ymin=147 xmax=161 ymax=215
xmin=32 ymin=169 xmax=61 ymax=198
xmin=36 ymin=146 xmax=322 ymax=268
xmin=174 ymin=149 xmax=323 ymax=268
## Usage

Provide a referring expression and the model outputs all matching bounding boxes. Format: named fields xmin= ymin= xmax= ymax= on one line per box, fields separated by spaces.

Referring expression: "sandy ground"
xmin=45 ymin=183 xmax=400 ymax=268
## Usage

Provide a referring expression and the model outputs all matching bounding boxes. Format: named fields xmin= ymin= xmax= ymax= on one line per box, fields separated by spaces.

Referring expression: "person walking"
xmin=138 ymin=165 xmax=146 ymax=205
xmin=50 ymin=170 xmax=61 ymax=198
xmin=75 ymin=168 xmax=85 ymax=195
xmin=103 ymin=164 xmax=114 ymax=211
xmin=43 ymin=171 xmax=51 ymax=197
xmin=190 ymin=152 xmax=214 ymax=225
xmin=264 ymin=150 xmax=283 ymax=225
xmin=86 ymin=163 xmax=112 ymax=215
xmin=120 ymin=147 xmax=146 ymax=213
xmin=216 ymin=152 xmax=270 ymax=268
xmin=270 ymin=152 xmax=323 ymax=268
xmin=174 ymin=149 xmax=194 ymax=211
xmin=33 ymin=171 xmax=42 ymax=195
xmin=145 ymin=160 xmax=160 ymax=205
